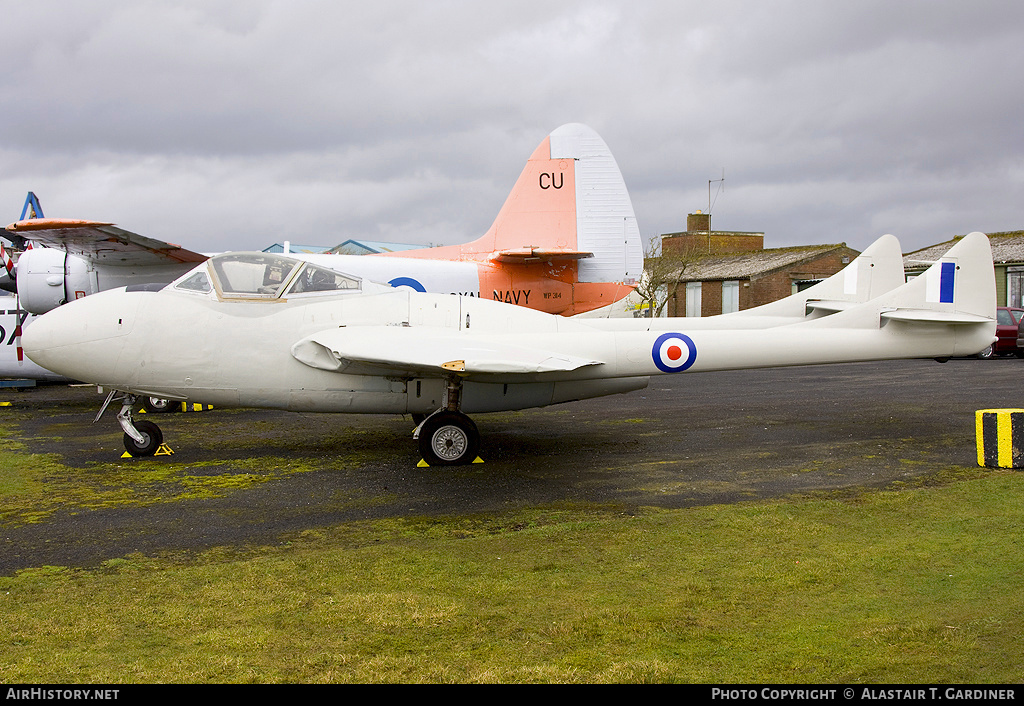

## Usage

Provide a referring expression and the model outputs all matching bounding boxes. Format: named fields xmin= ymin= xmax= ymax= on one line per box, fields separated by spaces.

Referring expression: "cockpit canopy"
xmin=172 ymin=252 xmax=361 ymax=300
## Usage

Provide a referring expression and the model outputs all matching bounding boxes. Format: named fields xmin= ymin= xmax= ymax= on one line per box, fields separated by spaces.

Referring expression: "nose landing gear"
xmin=95 ymin=391 xmax=166 ymax=457
xmin=116 ymin=393 xmax=165 ymax=457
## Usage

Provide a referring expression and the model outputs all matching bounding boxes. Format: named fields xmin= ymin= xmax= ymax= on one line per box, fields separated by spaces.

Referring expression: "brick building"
xmin=661 ymin=212 xmax=765 ymax=257
xmin=660 ymin=213 xmax=859 ymax=317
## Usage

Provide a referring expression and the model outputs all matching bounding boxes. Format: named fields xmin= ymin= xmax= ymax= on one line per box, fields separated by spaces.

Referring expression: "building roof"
xmin=673 ymin=244 xmax=854 ymax=281
xmin=262 ymin=243 xmax=333 ymax=254
xmin=261 ymin=240 xmax=433 ymax=255
xmin=662 ymin=229 xmax=765 ymax=238
xmin=904 ymin=231 xmax=1024 ymax=268
xmin=328 ymin=239 xmax=430 ymax=255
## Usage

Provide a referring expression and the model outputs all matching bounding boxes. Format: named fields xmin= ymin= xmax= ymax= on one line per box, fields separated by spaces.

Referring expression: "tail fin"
xmin=380 ymin=124 xmax=644 ymax=285
xmin=823 ymin=231 xmax=996 ymax=358
xmin=728 ymin=233 xmax=907 ymax=321
xmin=877 ymin=231 xmax=996 ymax=325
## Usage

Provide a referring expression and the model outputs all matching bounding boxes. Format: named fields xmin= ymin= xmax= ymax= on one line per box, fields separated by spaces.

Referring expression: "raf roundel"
xmin=652 ymin=332 xmax=697 ymax=373
xmin=388 ymin=276 xmax=427 ymax=293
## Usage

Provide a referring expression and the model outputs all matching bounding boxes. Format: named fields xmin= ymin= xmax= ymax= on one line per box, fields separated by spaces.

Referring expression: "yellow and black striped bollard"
xmin=976 ymin=409 xmax=1024 ymax=469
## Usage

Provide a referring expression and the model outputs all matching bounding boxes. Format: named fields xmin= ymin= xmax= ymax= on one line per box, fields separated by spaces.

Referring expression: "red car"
xmin=980 ymin=306 xmax=1024 ymax=358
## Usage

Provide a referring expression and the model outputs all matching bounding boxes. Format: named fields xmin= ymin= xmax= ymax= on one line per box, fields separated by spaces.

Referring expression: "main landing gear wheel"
xmin=123 ymin=419 xmax=163 ymax=457
xmin=142 ymin=397 xmax=177 ymax=413
xmin=418 ymin=411 xmax=480 ymax=466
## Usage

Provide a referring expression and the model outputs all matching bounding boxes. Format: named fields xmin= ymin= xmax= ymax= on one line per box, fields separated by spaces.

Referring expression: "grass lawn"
xmin=2 ymin=467 xmax=1022 ymax=683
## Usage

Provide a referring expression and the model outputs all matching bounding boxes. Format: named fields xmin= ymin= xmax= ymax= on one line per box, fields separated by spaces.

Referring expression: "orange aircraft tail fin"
xmin=380 ymin=124 xmax=644 ymax=286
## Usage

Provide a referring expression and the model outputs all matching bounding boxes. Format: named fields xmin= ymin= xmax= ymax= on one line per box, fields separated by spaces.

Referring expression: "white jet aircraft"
xmin=22 ymin=232 xmax=995 ymax=465
xmin=0 ymin=227 xmax=911 ymax=381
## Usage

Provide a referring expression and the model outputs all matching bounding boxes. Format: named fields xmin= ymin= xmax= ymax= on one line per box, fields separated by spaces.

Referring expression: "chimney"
xmin=687 ymin=211 xmax=710 ymax=233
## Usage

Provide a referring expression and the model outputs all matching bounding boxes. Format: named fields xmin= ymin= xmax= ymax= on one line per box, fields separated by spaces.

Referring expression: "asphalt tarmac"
xmin=2 ymin=357 xmax=1020 ymax=574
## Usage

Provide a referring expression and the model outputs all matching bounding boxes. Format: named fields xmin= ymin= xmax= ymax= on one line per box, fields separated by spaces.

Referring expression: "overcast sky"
xmin=1 ymin=0 xmax=1021 ymax=256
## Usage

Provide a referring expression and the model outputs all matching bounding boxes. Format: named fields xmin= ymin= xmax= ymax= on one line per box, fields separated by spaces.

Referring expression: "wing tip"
xmin=6 ymin=218 xmax=115 ymax=232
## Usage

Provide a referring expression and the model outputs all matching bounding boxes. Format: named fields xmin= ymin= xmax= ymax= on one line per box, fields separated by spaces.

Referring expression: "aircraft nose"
xmin=22 ymin=288 xmax=139 ymax=381
xmin=20 ymin=310 xmax=60 ymax=358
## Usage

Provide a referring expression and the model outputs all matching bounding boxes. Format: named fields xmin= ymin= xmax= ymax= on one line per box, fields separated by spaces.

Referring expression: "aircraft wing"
xmin=804 ymin=300 xmax=857 ymax=314
xmin=291 ymin=326 xmax=603 ymax=376
xmin=4 ymin=219 xmax=207 ymax=266
xmin=880 ymin=308 xmax=994 ymax=324
xmin=490 ymin=248 xmax=594 ymax=263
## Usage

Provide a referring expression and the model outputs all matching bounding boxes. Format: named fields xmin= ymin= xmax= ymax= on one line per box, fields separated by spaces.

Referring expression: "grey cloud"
xmin=1 ymin=0 xmax=1022 ymax=254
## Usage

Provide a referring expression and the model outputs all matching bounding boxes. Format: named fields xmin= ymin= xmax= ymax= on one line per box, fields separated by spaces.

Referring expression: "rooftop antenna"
xmin=702 ymin=170 xmax=724 ymax=254
xmin=708 ymin=169 xmax=724 ymax=217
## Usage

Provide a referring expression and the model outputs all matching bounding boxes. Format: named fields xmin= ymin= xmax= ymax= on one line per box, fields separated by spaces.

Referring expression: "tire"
xmin=418 ymin=411 xmax=480 ymax=466
xmin=975 ymin=345 xmax=994 ymax=359
xmin=142 ymin=397 xmax=177 ymax=413
xmin=123 ymin=419 xmax=163 ymax=457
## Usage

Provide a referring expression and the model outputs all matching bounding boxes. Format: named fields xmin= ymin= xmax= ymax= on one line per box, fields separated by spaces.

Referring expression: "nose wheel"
xmin=123 ymin=419 xmax=163 ymax=457
xmin=108 ymin=392 xmax=165 ymax=457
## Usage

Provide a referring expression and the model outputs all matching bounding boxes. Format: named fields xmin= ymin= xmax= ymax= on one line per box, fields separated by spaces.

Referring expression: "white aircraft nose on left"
xmin=22 ymin=287 xmax=141 ymax=382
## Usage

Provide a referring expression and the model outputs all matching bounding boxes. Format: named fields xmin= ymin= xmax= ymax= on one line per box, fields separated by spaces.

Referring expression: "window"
xmin=174 ymin=270 xmax=212 ymax=294
xmin=1007 ymin=267 xmax=1024 ymax=307
xmin=284 ymin=263 xmax=360 ymax=296
xmin=211 ymin=253 xmax=302 ymax=298
xmin=199 ymin=253 xmax=363 ymax=301
xmin=722 ymin=280 xmax=739 ymax=314
xmin=996 ymin=308 xmax=1023 ymax=326
xmin=685 ymin=282 xmax=702 ymax=317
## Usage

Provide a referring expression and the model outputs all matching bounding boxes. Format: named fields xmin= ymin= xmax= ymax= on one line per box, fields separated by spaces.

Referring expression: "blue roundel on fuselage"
xmin=651 ymin=332 xmax=697 ymax=373
xmin=388 ymin=277 xmax=426 ymax=292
